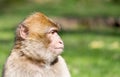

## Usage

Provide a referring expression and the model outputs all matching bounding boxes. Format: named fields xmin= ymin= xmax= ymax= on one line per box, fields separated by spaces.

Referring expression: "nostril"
xmin=59 ymin=41 xmax=63 ymax=44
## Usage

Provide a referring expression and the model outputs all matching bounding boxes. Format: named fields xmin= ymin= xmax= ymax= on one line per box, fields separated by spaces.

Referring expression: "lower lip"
xmin=55 ymin=47 xmax=64 ymax=49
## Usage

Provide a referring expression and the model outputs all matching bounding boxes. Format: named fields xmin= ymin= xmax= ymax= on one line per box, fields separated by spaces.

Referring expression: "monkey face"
xmin=16 ymin=12 xmax=64 ymax=59
xmin=47 ymin=27 xmax=64 ymax=55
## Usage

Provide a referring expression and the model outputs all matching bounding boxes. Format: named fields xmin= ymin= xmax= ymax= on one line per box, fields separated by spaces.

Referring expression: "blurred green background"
xmin=0 ymin=0 xmax=120 ymax=77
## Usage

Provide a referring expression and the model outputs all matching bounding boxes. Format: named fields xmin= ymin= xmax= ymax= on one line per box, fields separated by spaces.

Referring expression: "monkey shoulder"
xmin=51 ymin=56 xmax=71 ymax=77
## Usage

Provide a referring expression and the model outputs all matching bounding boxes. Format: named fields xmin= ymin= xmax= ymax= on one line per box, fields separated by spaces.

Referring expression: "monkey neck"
xmin=50 ymin=57 xmax=58 ymax=65
xmin=13 ymin=39 xmax=58 ymax=66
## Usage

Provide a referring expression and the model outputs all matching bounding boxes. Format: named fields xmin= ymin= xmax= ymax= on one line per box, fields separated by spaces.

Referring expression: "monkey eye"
xmin=51 ymin=30 xmax=58 ymax=34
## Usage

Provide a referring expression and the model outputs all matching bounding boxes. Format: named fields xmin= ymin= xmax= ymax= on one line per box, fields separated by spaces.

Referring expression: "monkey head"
xmin=15 ymin=12 xmax=64 ymax=62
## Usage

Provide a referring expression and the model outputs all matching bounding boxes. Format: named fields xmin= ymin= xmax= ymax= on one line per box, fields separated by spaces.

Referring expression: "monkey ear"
xmin=19 ymin=24 xmax=29 ymax=39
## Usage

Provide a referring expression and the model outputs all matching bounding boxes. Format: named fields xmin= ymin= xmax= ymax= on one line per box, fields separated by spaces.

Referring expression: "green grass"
xmin=0 ymin=1 xmax=120 ymax=76
xmin=61 ymin=31 xmax=120 ymax=77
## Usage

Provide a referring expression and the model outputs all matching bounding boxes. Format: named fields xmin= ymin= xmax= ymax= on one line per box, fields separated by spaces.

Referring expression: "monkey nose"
xmin=59 ymin=41 xmax=63 ymax=44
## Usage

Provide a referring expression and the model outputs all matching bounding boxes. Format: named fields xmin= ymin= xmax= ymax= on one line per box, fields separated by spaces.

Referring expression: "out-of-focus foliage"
xmin=0 ymin=0 xmax=120 ymax=77
xmin=0 ymin=0 xmax=120 ymax=17
xmin=0 ymin=0 xmax=26 ymax=7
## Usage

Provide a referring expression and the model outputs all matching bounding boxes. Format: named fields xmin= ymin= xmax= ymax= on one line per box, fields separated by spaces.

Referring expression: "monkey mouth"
xmin=55 ymin=47 xmax=64 ymax=49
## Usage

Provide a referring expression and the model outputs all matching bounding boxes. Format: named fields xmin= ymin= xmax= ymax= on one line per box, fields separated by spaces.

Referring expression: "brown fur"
xmin=2 ymin=12 xmax=70 ymax=77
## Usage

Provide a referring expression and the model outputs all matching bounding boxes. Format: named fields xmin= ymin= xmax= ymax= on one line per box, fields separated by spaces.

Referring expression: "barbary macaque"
xmin=2 ymin=12 xmax=71 ymax=77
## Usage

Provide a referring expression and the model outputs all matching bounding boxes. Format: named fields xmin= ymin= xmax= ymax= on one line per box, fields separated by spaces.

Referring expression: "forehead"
xmin=23 ymin=12 xmax=60 ymax=31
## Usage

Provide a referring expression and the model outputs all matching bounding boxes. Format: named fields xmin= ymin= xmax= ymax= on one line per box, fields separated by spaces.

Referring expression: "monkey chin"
xmin=54 ymin=48 xmax=64 ymax=56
